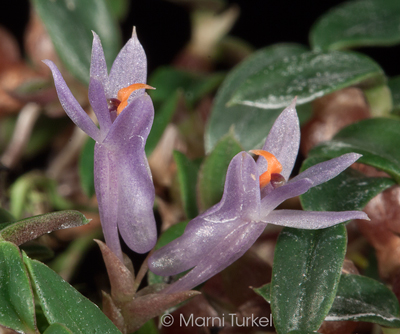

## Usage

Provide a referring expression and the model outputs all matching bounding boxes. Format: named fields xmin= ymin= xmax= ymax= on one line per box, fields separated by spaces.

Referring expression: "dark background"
xmin=1 ymin=0 xmax=399 ymax=76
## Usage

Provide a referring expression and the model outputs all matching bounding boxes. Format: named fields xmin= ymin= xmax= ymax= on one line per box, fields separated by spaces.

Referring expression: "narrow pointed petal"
xmin=88 ymin=78 xmax=112 ymax=136
xmin=264 ymin=209 xmax=369 ymax=229
xmin=149 ymin=218 xmax=240 ymax=276
xmin=258 ymin=100 xmax=299 ymax=180
xmin=162 ymin=222 xmax=266 ymax=294
xmin=94 ymin=144 xmax=122 ymax=260
xmin=201 ymin=152 xmax=261 ymax=223
xmin=90 ymin=32 xmax=109 ymax=86
xmin=43 ymin=60 xmax=101 ymax=142
xmin=291 ymin=153 xmax=362 ymax=187
xmin=107 ymin=30 xmax=147 ymax=99
xmin=261 ymin=178 xmax=313 ymax=214
xmin=103 ymin=94 xmax=156 ymax=253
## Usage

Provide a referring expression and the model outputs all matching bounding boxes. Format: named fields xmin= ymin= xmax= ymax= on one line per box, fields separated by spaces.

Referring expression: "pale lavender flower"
xmin=149 ymin=101 xmax=369 ymax=293
xmin=44 ymin=30 xmax=157 ymax=260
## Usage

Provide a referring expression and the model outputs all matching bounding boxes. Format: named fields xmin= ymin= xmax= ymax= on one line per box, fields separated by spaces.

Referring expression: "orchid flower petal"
xmin=162 ymin=222 xmax=266 ymax=294
xmin=43 ymin=60 xmax=101 ymax=141
xmin=259 ymin=99 xmax=299 ymax=180
xmin=90 ymin=32 xmax=109 ymax=87
xmin=264 ymin=209 xmax=369 ymax=229
xmin=261 ymin=178 xmax=313 ymax=214
xmin=103 ymin=94 xmax=153 ymax=150
xmin=116 ymin=146 xmax=157 ymax=253
xmin=149 ymin=219 xmax=240 ymax=276
xmin=101 ymin=94 xmax=156 ymax=253
xmin=94 ymin=144 xmax=122 ymax=260
xmin=201 ymin=152 xmax=260 ymax=223
xmin=107 ymin=29 xmax=147 ymax=100
xmin=88 ymin=78 xmax=112 ymax=136
xmin=290 ymin=153 xmax=362 ymax=187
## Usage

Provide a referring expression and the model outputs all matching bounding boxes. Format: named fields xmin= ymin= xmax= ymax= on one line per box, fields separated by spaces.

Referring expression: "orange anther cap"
xmin=250 ymin=150 xmax=282 ymax=189
xmin=116 ymin=83 xmax=155 ymax=115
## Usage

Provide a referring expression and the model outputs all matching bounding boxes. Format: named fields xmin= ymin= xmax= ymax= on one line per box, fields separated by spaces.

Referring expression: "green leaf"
xmin=21 ymin=242 xmax=55 ymax=261
xmin=271 ymin=225 xmax=347 ymax=334
xmin=43 ymin=323 xmax=73 ymax=334
xmin=0 ymin=210 xmax=90 ymax=246
xmin=287 ymin=331 xmax=318 ymax=334
xmin=23 ymin=254 xmax=121 ymax=334
xmin=133 ymin=319 xmax=159 ymax=334
xmin=229 ymin=50 xmax=385 ymax=111
xmin=148 ymin=221 xmax=189 ymax=285
xmin=10 ymin=172 xmax=73 ymax=219
xmin=173 ymin=151 xmax=201 ymax=219
xmin=149 ymin=66 xmax=224 ymax=107
xmin=145 ymin=91 xmax=180 ymax=156
xmin=310 ymin=0 xmax=400 ymax=51
xmin=327 ymin=274 xmax=400 ymax=327
xmin=308 ymin=118 xmax=400 ymax=183
xmin=0 ymin=241 xmax=36 ymax=334
xmin=0 ymin=208 xmax=15 ymax=225
xmin=389 ymin=76 xmax=400 ymax=115
xmin=253 ymin=283 xmax=271 ymax=303
xmin=197 ymin=132 xmax=242 ymax=211
xmin=32 ymin=0 xmax=121 ymax=84
xmin=205 ymin=43 xmax=308 ymax=152
xmin=300 ymin=156 xmax=395 ymax=212
xmin=105 ymin=0 xmax=129 ymax=21
xmin=79 ymin=137 xmax=96 ymax=198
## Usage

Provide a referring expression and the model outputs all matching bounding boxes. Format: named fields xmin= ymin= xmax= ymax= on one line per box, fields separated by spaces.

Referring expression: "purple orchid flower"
xmin=44 ymin=30 xmax=157 ymax=260
xmin=148 ymin=101 xmax=369 ymax=293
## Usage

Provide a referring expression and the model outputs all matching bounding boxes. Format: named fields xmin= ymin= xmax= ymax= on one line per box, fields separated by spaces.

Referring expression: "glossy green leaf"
xmin=43 ymin=323 xmax=73 ymax=334
xmin=0 ymin=210 xmax=90 ymax=246
xmin=287 ymin=331 xmax=318 ymax=334
xmin=79 ymin=137 xmax=96 ymax=198
xmin=310 ymin=0 xmax=400 ymax=51
xmin=0 ymin=241 xmax=36 ymax=334
xmin=197 ymin=132 xmax=242 ymax=211
xmin=145 ymin=91 xmax=180 ymax=156
xmin=326 ymin=274 xmax=400 ymax=327
xmin=23 ymin=254 xmax=121 ymax=334
xmin=300 ymin=156 xmax=395 ymax=212
xmin=149 ymin=66 xmax=224 ymax=107
xmin=271 ymin=224 xmax=347 ymax=334
xmin=389 ymin=76 xmax=400 ymax=115
xmin=173 ymin=151 xmax=201 ymax=219
xmin=253 ymin=282 xmax=271 ymax=304
xmin=308 ymin=118 xmax=400 ymax=183
xmin=148 ymin=221 xmax=188 ymax=285
xmin=229 ymin=51 xmax=385 ymax=111
xmin=32 ymin=0 xmax=121 ymax=84
xmin=205 ymin=43 xmax=308 ymax=152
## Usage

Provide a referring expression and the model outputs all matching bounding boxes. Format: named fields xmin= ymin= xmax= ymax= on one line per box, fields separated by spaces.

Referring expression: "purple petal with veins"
xmin=264 ymin=209 xmax=369 ymax=229
xmin=43 ymin=60 xmax=101 ymax=142
xmin=90 ymin=32 xmax=109 ymax=88
xmin=258 ymin=99 xmax=299 ymax=180
xmin=107 ymin=29 xmax=147 ymax=100
xmin=290 ymin=153 xmax=361 ymax=187
xmin=88 ymin=78 xmax=112 ymax=136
